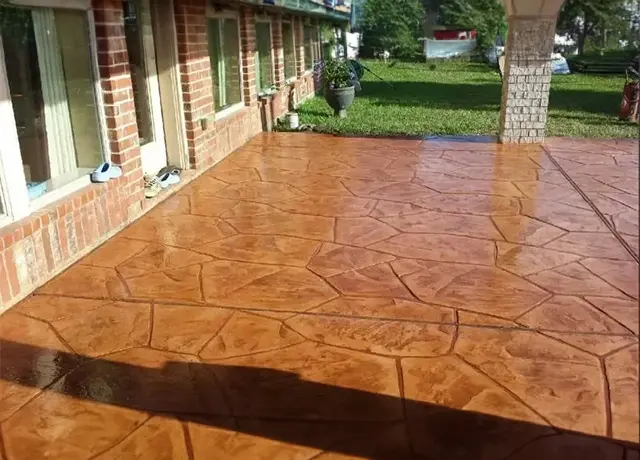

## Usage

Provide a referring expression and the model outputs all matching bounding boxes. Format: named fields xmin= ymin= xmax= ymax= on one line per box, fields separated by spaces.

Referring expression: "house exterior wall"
xmin=0 ymin=0 xmax=335 ymax=311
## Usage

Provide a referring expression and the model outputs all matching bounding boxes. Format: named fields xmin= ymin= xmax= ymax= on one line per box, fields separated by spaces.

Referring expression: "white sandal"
xmin=91 ymin=162 xmax=122 ymax=183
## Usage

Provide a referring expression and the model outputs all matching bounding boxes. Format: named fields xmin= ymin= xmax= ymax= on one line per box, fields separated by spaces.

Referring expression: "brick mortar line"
xmin=542 ymin=147 xmax=639 ymax=263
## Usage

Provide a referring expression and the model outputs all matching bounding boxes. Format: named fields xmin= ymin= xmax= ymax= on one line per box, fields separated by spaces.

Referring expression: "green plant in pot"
xmin=323 ymin=58 xmax=355 ymax=118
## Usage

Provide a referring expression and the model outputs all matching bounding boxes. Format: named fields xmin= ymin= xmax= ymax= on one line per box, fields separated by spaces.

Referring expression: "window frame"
xmin=0 ymin=34 xmax=30 ymax=224
xmin=254 ymin=15 xmax=274 ymax=95
xmin=281 ymin=19 xmax=296 ymax=83
xmin=206 ymin=7 xmax=244 ymax=119
xmin=0 ymin=1 xmax=108 ymax=226
xmin=314 ymin=24 xmax=322 ymax=62
xmin=303 ymin=22 xmax=320 ymax=72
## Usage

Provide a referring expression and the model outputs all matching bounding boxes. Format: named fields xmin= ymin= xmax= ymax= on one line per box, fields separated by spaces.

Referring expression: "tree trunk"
xmin=578 ymin=14 xmax=587 ymax=55
xmin=577 ymin=31 xmax=586 ymax=55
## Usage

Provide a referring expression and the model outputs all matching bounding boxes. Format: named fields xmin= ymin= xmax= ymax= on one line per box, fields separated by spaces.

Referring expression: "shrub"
xmin=360 ymin=0 xmax=425 ymax=60
xmin=322 ymin=58 xmax=353 ymax=89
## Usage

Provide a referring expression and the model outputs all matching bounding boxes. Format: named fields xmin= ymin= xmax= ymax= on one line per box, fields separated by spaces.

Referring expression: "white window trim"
xmin=206 ymin=9 xmax=245 ymax=110
xmin=30 ymin=169 xmax=92 ymax=212
xmin=255 ymin=16 xmax=275 ymax=93
xmin=214 ymin=101 xmax=245 ymax=122
xmin=0 ymin=2 xmax=107 ymax=227
xmin=7 ymin=0 xmax=91 ymax=10
xmin=0 ymin=35 xmax=30 ymax=223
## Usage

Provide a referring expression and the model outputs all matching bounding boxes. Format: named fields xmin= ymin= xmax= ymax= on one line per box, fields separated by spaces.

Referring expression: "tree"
xmin=360 ymin=0 xmax=425 ymax=59
xmin=439 ymin=0 xmax=506 ymax=51
xmin=557 ymin=0 xmax=632 ymax=55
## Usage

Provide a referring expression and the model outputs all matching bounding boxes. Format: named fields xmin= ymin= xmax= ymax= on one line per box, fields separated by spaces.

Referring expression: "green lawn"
xmin=296 ymin=60 xmax=638 ymax=138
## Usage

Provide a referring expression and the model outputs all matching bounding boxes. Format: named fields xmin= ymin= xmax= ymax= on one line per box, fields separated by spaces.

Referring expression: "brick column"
xmin=240 ymin=7 xmax=257 ymax=107
xmin=272 ymin=14 xmax=285 ymax=88
xmin=92 ymin=0 xmax=144 ymax=204
xmin=295 ymin=17 xmax=305 ymax=77
xmin=174 ymin=0 xmax=215 ymax=168
xmin=499 ymin=17 xmax=556 ymax=144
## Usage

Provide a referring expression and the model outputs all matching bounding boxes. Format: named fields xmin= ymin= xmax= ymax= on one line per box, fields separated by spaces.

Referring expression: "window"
xmin=282 ymin=21 xmax=296 ymax=80
xmin=207 ymin=14 xmax=242 ymax=112
xmin=255 ymin=20 xmax=273 ymax=92
xmin=303 ymin=24 xmax=319 ymax=70
xmin=0 ymin=2 xmax=104 ymax=221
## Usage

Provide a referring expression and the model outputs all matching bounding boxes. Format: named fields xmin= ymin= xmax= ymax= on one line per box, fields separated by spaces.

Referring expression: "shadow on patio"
xmin=1 ymin=339 xmax=637 ymax=459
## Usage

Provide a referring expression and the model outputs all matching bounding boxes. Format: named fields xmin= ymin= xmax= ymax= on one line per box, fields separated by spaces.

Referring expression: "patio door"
xmin=124 ymin=0 xmax=167 ymax=176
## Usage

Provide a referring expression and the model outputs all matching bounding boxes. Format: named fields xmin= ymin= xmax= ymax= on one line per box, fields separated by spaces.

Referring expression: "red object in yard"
xmin=433 ymin=30 xmax=477 ymax=40
xmin=619 ymin=81 xmax=640 ymax=123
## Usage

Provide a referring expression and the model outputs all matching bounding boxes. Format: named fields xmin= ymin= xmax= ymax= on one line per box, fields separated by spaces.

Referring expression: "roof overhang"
xmin=500 ymin=0 xmax=566 ymax=17
xmin=218 ymin=0 xmax=351 ymax=22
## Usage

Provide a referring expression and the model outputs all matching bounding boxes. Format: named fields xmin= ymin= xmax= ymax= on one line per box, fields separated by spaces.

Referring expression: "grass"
xmin=295 ymin=60 xmax=639 ymax=138
xmin=567 ymin=49 xmax=638 ymax=63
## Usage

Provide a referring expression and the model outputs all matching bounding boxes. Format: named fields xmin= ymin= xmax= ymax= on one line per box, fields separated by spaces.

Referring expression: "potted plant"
xmin=322 ymin=58 xmax=355 ymax=118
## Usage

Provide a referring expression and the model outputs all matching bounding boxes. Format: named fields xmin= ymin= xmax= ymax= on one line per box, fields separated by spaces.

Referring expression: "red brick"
xmin=57 ymin=219 xmax=69 ymax=260
xmin=0 ymin=253 xmax=11 ymax=303
xmin=92 ymin=6 xmax=123 ymax=24
xmin=73 ymin=195 xmax=83 ymax=210
xmin=11 ymin=228 xmax=23 ymax=245
xmin=41 ymin=228 xmax=56 ymax=272
xmin=73 ymin=214 xmax=86 ymax=253
xmin=2 ymin=231 xmax=15 ymax=251
xmin=81 ymin=211 xmax=93 ymax=246
xmin=103 ymin=88 xmax=133 ymax=105
xmin=4 ymin=249 xmax=20 ymax=297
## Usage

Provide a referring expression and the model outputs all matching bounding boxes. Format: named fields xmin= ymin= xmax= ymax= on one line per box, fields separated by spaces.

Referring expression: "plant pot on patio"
xmin=324 ymin=86 xmax=355 ymax=118
xmin=323 ymin=58 xmax=355 ymax=118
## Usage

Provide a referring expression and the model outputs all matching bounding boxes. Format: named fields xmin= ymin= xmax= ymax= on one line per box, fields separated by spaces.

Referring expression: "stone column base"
xmin=499 ymin=16 xmax=556 ymax=144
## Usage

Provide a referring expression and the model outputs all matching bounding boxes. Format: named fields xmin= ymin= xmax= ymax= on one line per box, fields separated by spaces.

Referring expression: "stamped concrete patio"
xmin=0 ymin=133 xmax=638 ymax=459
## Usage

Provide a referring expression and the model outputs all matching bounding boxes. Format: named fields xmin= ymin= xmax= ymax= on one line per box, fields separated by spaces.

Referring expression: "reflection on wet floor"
xmin=0 ymin=133 xmax=638 ymax=459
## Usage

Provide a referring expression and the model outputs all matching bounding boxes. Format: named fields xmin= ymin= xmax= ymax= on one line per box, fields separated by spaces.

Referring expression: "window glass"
xmin=208 ymin=17 xmax=242 ymax=111
xmin=282 ymin=21 xmax=296 ymax=79
xmin=0 ymin=5 xmax=102 ymax=199
xmin=255 ymin=21 xmax=273 ymax=92
xmin=222 ymin=18 xmax=241 ymax=106
xmin=303 ymin=25 xmax=314 ymax=70
xmin=124 ymin=0 xmax=153 ymax=145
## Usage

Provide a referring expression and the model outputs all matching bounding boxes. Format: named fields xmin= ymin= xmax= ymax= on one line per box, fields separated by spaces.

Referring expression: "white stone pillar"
xmin=499 ymin=0 xmax=566 ymax=144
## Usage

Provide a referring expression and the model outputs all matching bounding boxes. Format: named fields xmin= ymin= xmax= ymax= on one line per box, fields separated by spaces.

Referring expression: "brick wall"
xmin=270 ymin=72 xmax=316 ymax=119
xmin=272 ymin=14 xmax=285 ymax=89
xmin=240 ymin=7 xmax=258 ymax=107
xmin=93 ymin=0 xmax=144 ymax=208
xmin=215 ymin=106 xmax=263 ymax=157
xmin=0 ymin=0 xmax=324 ymax=311
xmin=0 ymin=0 xmax=146 ymax=311
xmin=174 ymin=0 xmax=216 ymax=169
xmin=499 ymin=17 xmax=556 ymax=144
xmin=0 ymin=177 xmax=135 ymax=312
